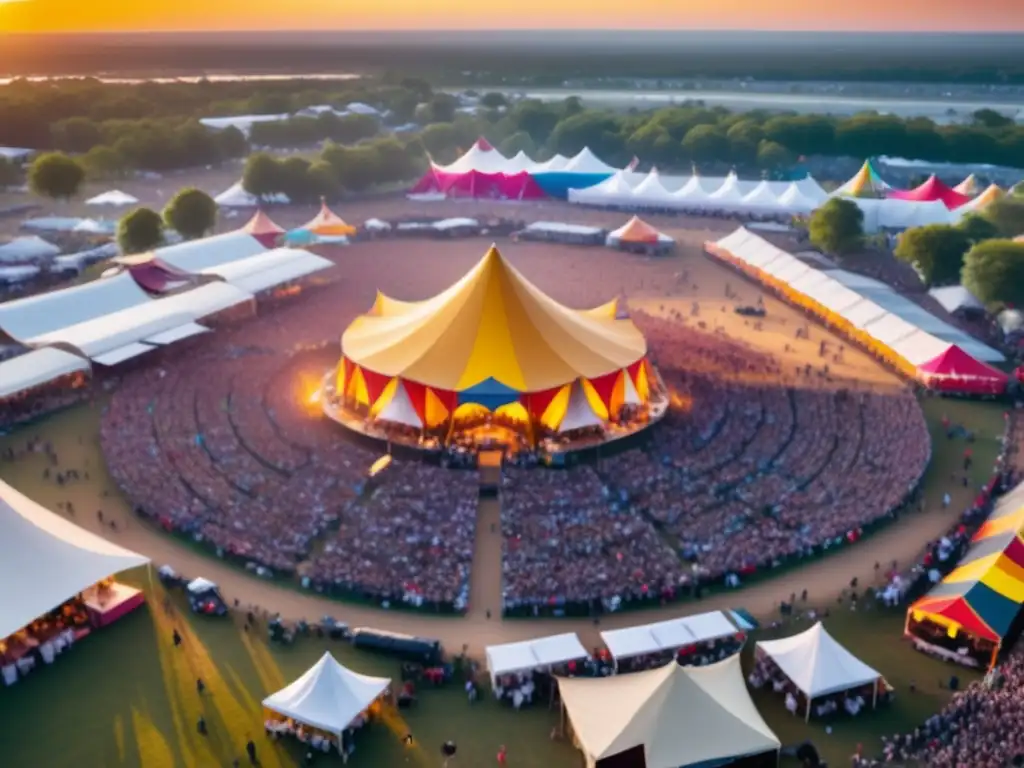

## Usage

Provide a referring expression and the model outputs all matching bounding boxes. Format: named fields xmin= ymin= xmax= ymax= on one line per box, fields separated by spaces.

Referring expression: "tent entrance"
xmin=598 ymin=745 xmax=646 ymax=768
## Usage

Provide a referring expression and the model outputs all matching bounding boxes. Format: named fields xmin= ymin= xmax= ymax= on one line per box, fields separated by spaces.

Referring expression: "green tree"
xmin=425 ymin=94 xmax=459 ymax=124
xmin=962 ymin=240 xmax=1024 ymax=306
xmin=956 ymin=213 xmax=999 ymax=244
xmin=368 ymin=137 xmax=416 ymax=183
xmin=163 ymin=187 xmax=217 ymax=240
xmin=117 ymin=207 xmax=164 ymax=254
xmin=982 ymin=198 xmax=1024 ymax=239
xmin=808 ymin=198 xmax=864 ymax=256
xmin=81 ymin=146 xmax=126 ymax=180
xmin=681 ymin=124 xmax=728 ymax=165
xmin=0 ymin=157 xmax=21 ymax=188
xmin=325 ymin=145 xmax=381 ymax=192
xmin=972 ymin=108 xmax=1013 ymax=129
xmin=508 ymin=100 xmax=561 ymax=144
xmin=894 ymin=224 xmax=971 ymax=286
xmin=755 ymin=140 xmax=794 ymax=171
xmin=242 ymin=152 xmax=284 ymax=199
xmin=498 ymin=131 xmax=536 ymax=159
xmin=480 ymin=92 xmax=508 ymax=110
xmin=418 ymin=123 xmax=461 ymax=157
xmin=51 ymin=116 xmax=103 ymax=153
xmin=335 ymin=113 xmax=379 ymax=144
xmin=28 ymin=152 xmax=85 ymax=200
xmin=725 ymin=119 xmax=763 ymax=166
xmin=306 ymin=161 xmax=341 ymax=200
xmin=217 ymin=126 xmax=249 ymax=159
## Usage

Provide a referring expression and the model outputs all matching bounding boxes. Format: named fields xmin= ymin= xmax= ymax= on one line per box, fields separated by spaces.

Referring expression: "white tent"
xmin=756 ymin=621 xmax=881 ymax=720
xmin=0 ymin=348 xmax=90 ymax=399
xmin=0 ymin=236 xmax=61 ymax=263
xmin=376 ymin=381 xmax=423 ymax=428
xmin=558 ymin=657 xmax=780 ymax=768
xmin=0 ymin=479 xmax=149 ymax=638
xmin=562 ymin=147 xmax=618 ymax=175
xmin=795 ymin=175 xmax=830 ymax=203
xmin=707 ymin=174 xmax=746 ymax=205
xmin=85 ymin=190 xmax=140 ymax=207
xmin=154 ymin=231 xmax=268 ymax=272
xmin=741 ymin=181 xmax=782 ymax=212
xmin=532 ymin=154 xmax=569 ymax=172
xmin=558 ymin=381 xmax=604 ymax=433
xmin=671 ymin=175 xmax=715 ymax=205
xmin=214 ymin=182 xmax=289 ymax=208
xmin=0 ymin=272 xmax=151 ymax=343
xmin=630 ymin=169 xmax=673 ymax=205
xmin=503 ymin=150 xmax=536 ymax=174
xmin=263 ymin=652 xmax=390 ymax=743
xmin=485 ymin=632 xmax=587 ymax=684
xmin=436 ymin=142 xmax=509 ymax=174
xmin=568 ymin=171 xmax=634 ymax=206
xmin=929 ymin=285 xmax=985 ymax=314
xmin=601 ymin=610 xmax=740 ymax=662
xmin=777 ymin=183 xmax=820 ymax=215
xmin=203 ymin=247 xmax=333 ymax=293
xmin=0 ymin=265 xmax=41 ymax=283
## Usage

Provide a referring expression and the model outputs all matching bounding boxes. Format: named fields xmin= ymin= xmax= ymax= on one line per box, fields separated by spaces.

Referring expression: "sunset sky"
xmin=1 ymin=0 xmax=1023 ymax=34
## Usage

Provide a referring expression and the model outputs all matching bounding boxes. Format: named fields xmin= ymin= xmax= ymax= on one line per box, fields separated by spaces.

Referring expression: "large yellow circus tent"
xmin=337 ymin=245 xmax=651 ymax=425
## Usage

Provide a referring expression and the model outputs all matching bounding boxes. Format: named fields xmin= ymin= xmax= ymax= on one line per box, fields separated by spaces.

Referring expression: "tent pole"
xmin=805 ymin=696 xmax=811 ymax=723
xmin=872 ymin=679 xmax=878 ymax=709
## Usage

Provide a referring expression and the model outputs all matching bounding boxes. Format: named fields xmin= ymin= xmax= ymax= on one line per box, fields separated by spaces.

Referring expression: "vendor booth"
xmin=485 ymin=632 xmax=588 ymax=686
xmin=557 ymin=656 xmax=780 ymax=768
xmin=600 ymin=610 xmax=743 ymax=670
xmin=754 ymin=622 xmax=885 ymax=721
xmin=262 ymin=651 xmax=391 ymax=760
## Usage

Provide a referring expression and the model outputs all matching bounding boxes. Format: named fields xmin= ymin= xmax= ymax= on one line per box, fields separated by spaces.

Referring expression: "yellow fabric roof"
xmin=342 ymin=245 xmax=647 ymax=392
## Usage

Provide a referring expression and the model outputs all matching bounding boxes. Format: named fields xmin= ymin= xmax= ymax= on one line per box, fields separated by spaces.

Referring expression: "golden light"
xmin=308 ymin=388 xmax=322 ymax=404
xmin=369 ymin=455 xmax=392 ymax=477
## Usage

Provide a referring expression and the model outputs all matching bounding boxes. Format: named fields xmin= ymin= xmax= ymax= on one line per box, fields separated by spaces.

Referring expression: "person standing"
xmin=246 ymin=738 xmax=257 ymax=765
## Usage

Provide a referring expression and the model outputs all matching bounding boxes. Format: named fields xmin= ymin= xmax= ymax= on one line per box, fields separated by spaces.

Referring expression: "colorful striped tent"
xmin=909 ymin=484 xmax=1024 ymax=653
xmin=954 ymin=174 xmax=980 ymax=197
xmin=833 ymin=160 xmax=890 ymax=198
xmin=335 ymin=245 xmax=653 ymax=431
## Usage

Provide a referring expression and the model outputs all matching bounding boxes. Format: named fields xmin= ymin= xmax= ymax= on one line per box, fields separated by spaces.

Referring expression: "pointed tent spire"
xmin=303 ymin=199 xmax=356 ymax=236
xmin=241 ymin=208 xmax=285 ymax=248
xmin=954 ymin=174 xmax=980 ymax=196
xmin=610 ymin=216 xmax=662 ymax=244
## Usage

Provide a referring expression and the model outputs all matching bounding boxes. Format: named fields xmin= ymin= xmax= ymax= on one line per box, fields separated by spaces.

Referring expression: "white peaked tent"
xmin=214 ymin=182 xmax=289 ymax=208
xmin=569 ymin=171 xmax=634 ymax=206
xmin=85 ymin=190 xmax=140 ymax=207
xmin=671 ymin=175 xmax=715 ymax=204
xmin=741 ymin=181 xmax=781 ymax=212
xmin=756 ymin=621 xmax=882 ymax=720
xmin=558 ymin=381 xmax=604 ymax=433
xmin=376 ymin=381 xmax=423 ymax=428
xmin=631 ymin=168 xmax=673 ymax=205
xmin=533 ymin=154 xmax=570 ymax=172
xmin=795 ymin=175 xmax=830 ymax=203
xmin=438 ymin=142 xmax=509 ymax=174
xmin=263 ymin=652 xmax=391 ymax=744
xmin=0 ymin=479 xmax=150 ymax=638
xmin=503 ymin=150 xmax=535 ymax=174
xmin=563 ymin=147 xmax=618 ymax=175
xmin=777 ymin=183 xmax=820 ymax=215
xmin=708 ymin=174 xmax=746 ymax=204
xmin=558 ymin=656 xmax=780 ymax=768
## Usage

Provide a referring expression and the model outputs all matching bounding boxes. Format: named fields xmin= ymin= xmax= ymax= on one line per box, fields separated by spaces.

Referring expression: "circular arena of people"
xmin=1 ymin=185 xmax=1019 ymax=768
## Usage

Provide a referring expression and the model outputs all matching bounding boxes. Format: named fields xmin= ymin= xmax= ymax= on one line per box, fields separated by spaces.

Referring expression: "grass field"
xmin=0 ymin=394 xmax=1008 ymax=767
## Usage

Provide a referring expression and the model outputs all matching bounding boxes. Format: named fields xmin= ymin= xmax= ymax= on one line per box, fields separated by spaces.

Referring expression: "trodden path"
xmin=467 ymin=495 xmax=504 ymax=624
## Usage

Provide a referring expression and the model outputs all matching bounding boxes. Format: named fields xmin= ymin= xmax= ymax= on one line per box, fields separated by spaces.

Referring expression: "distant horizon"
xmin=2 ymin=0 xmax=1022 ymax=35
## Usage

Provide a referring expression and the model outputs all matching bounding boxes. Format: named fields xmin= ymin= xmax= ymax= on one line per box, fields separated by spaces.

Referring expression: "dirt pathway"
xmin=467 ymin=496 xmax=504 ymax=623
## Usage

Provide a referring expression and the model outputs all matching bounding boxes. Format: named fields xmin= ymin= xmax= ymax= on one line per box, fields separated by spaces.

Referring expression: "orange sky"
xmin=1 ymin=0 xmax=1022 ymax=33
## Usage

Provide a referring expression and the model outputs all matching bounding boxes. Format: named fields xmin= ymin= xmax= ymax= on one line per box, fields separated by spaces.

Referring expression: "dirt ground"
xmin=0 ymin=224 xmax=995 ymax=661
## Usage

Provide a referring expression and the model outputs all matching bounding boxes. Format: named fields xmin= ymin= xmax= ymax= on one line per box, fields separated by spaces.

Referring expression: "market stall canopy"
xmin=756 ymin=622 xmax=880 ymax=699
xmin=214 ymin=182 xmax=289 ymax=207
xmin=240 ymin=209 xmax=286 ymax=248
xmin=342 ymin=245 xmax=647 ymax=392
xmin=486 ymin=633 xmax=588 ymax=681
xmin=0 ymin=479 xmax=149 ymax=639
xmin=262 ymin=652 xmax=391 ymax=738
xmin=301 ymin=201 xmax=356 ymax=237
xmin=601 ymin=610 xmax=740 ymax=660
xmin=928 ymin=285 xmax=984 ymax=314
xmin=557 ymin=656 xmax=779 ymax=768
xmin=607 ymin=216 xmax=665 ymax=245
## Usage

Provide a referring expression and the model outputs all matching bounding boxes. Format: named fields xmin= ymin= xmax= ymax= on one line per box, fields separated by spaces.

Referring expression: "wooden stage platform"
xmin=82 ymin=583 xmax=146 ymax=629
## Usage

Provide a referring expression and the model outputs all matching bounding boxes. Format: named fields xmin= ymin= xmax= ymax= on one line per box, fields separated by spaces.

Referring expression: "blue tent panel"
xmin=532 ymin=171 xmax=612 ymax=199
xmin=284 ymin=228 xmax=316 ymax=245
xmin=458 ymin=377 xmax=520 ymax=410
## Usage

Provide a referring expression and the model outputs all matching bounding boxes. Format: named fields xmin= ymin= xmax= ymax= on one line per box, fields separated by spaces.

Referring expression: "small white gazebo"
xmin=85 ymin=190 xmax=140 ymax=207
xmin=755 ymin=621 xmax=882 ymax=721
xmin=262 ymin=652 xmax=391 ymax=749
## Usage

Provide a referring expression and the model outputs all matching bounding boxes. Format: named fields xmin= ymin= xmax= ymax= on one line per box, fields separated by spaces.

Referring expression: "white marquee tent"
xmin=0 ymin=272 xmax=152 ymax=343
xmin=741 ymin=181 xmax=782 ymax=212
xmin=929 ymin=285 xmax=985 ymax=314
xmin=568 ymin=171 xmax=635 ymax=207
xmin=756 ymin=621 xmax=882 ymax=720
xmin=776 ymin=183 xmax=820 ymax=215
xmin=262 ymin=652 xmax=391 ymax=744
xmin=0 ymin=348 xmax=90 ymax=399
xmin=202 ymin=247 xmax=334 ymax=294
xmin=0 ymin=236 xmax=61 ymax=263
xmin=153 ymin=231 xmax=269 ymax=273
xmin=0 ymin=479 xmax=149 ymax=639
xmin=707 ymin=173 xmax=746 ymax=204
xmin=557 ymin=656 xmax=780 ymax=768
xmin=214 ymin=182 xmax=289 ymax=208
xmin=485 ymin=632 xmax=587 ymax=685
xmin=562 ymin=147 xmax=618 ymax=175
xmin=600 ymin=610 xmax=740 ymax=663
xmin=630 ymin=169 xmax=674 ymax=206
xmin=532 ymin=154 xmax=570 ymax=172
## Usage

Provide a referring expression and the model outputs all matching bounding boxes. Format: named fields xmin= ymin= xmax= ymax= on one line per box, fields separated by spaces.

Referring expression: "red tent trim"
xmin=587 ymin=370 xmax=621 ymax=410
xmin=402 ymin=378 xmax=428 ymax=423
xmin=521 ymin=385 xmax=564 ymax=420
xmin=359 ymin=367 xmax=393 ymax=406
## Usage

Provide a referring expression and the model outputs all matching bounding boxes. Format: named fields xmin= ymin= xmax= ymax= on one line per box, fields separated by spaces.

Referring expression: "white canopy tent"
xmin=562 ymin=147 xmax=618 ymax=175
xmin=532 ymin=154 xmax=569 ymax=172
xmin=568 ymin=171 xmax=634 ymax=207
xmin=756 ymin=621 xmax=882 ymax=721
xmin=485 ymin=632 xmax=587 ymax=685
xmin=214 ymin=182 xmax=289 ymax=208
xmin=777 ymin=183 xmax=820 ymax=215
xmin=263 ymin=652 xmax=391 ymax=746
xmin=504 ymin=150 xmax=536 ymax=173
xmin=557 ymin=656 xmax=780 ymax=768
xmin=0 ymin=236 xmax=61 ymax=263
xmin=600 ymin=610 xmax=741 ymax=663
xmin=153 ymin=231 xmax=268 ymax=273
xmin=202 ymin=248 xmax=334 ymax=293
xmin=706 ymin=174 xmax=746 ymax=206
xmin=85 ymin=190 xmax=140 ymax=207
xmin=0 ymin=272 xmax=152 ymax=343
xmin=0 ymin=348 xmax=90 ymax=399
xmin=671 ymin=175 xmax=715 ymax=205
xmin=741 ymin=181 xmax=782 ymax=213
xmin=630 ymin=169 xmax=673 ymax=205
xmin=0 ymin=479 xmax=150 ymax=639
xmin=434 ymin=142 xmax=510 ymax=174
xmin=929 ymin=285 xmax=985 ymax=314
